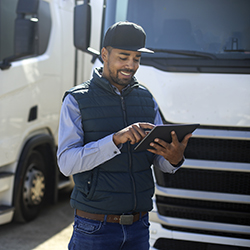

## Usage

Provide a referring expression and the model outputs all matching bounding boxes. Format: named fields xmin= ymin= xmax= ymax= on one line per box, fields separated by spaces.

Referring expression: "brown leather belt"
xmin=76 ymin=209 xmax=147 ymax=225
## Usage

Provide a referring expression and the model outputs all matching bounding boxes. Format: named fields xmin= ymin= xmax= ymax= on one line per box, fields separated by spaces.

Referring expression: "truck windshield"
xmin=104 ymin=0 xmax=250 ymax=61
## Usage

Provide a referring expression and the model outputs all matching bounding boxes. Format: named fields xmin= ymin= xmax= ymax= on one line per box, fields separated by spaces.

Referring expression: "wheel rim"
xmin=23 ymin=165 xmax=45 ymax=206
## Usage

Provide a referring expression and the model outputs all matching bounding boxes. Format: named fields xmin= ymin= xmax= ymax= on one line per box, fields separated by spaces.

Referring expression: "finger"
xmin=127 ymin=128 xmax=141 ymax=144
xmin=181 ymin=133 xmax=192 ymax=147
xmin=149 ymin=141 xmax=165 ymax=152
xmin=171 ymin=131 xmax=179 ymax=145
xmin=132 ymin=123 xmax=153 ymax=139
xmin=133 ymin=123 xmax=155 ymax=140
xmin=130 ymin=125 xmax=149 ymax=144
xmin=153 ymin=138 xmax=170 ymax=149
xmin=138 ymin=123 xmax=155 ymax=130
xmin=130 ymin=126 xmax=145 ymax=143
xmin=147 ymin=148 xmax=157 ymax=154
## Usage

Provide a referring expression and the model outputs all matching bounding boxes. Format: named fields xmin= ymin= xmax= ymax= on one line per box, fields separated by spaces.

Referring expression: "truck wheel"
xmin=13 ymin=150 xmax=47 ymax=222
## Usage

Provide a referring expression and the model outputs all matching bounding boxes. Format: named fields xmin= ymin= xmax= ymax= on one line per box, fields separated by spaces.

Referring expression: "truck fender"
xmin=12 ymin=133 xmax=58 ymax=222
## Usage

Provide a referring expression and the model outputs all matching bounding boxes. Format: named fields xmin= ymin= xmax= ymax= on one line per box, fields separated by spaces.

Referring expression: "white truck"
xmin=1 ymin=1 xmax=250 ymax=249
xmin=0 ymin=0 xmax=93 ymax=224
xmin=73 ymin=0 xmax=250 ymax=249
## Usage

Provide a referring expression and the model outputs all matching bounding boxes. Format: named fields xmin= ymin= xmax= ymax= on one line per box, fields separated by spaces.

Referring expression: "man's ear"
xmin=101 ymin=47 xmax=108 ymax=62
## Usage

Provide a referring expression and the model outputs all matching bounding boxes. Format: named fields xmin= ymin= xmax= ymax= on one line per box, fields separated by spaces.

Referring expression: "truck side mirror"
xmin=0 ymin=0 xmax=39 ymax=70
xmin=74 ymin=2 xmax=91 ymax=52
xmin=14 ymin=17 xmax=37 ymax=58
xmin=14 ymin=0 xmax=39 ymax=58
xmin=74 ymin=1 xmax=99 ymax=59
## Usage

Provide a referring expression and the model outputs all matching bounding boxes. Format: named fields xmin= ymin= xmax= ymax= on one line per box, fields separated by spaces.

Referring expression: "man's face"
xmin=102 ymin=47 xmax=141 ymax=91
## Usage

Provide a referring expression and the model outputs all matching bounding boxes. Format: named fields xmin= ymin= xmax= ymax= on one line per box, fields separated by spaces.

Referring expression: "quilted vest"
xmin=65 ymin=68 xmax=156 ymax=214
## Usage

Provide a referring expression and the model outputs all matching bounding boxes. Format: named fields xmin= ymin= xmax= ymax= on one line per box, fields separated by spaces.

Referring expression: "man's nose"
xmin=125 ymin=58 xmax=136 ymax=69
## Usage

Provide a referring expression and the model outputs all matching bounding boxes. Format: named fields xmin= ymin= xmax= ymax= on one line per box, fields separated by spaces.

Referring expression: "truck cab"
xmin=74 ymin=0 xmax=250 ymax=249
xmin=0 ymin=0 xmax=92 ymax=224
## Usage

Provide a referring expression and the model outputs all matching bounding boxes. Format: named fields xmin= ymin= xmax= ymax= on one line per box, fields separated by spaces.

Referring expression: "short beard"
xmin=108 ymin=65 xmax=134 ymax=86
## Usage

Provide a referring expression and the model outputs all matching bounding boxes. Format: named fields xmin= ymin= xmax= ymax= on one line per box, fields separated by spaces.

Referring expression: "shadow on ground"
xmin=0 ymin=189 xmax=74 ymax=250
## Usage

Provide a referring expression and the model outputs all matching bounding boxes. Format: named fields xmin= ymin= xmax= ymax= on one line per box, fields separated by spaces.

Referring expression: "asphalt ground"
xmin=0 ymin=190 xmax=74 ymax=250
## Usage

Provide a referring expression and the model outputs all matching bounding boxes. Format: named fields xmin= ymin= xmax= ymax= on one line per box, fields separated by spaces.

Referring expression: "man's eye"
xmin=119 ymin=57 xmax=127 ymax=61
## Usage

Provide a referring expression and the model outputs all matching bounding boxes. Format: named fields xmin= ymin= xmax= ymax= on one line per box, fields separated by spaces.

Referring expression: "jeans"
xmin=68 ymin=213 xmax=150 ymax=250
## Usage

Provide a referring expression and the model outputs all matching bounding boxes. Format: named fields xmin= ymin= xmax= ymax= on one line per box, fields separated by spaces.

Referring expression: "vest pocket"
xmin=86 ymin=168 xmax=99 ymax=200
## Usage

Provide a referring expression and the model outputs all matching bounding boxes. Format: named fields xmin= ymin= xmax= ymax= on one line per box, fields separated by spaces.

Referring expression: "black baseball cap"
xmin=103 ymin=21 xmax=154 ymax=53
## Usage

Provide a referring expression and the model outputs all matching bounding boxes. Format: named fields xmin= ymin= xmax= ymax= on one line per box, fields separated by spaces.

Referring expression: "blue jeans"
xmin=68 ymin=213 xmax=150 ymax=250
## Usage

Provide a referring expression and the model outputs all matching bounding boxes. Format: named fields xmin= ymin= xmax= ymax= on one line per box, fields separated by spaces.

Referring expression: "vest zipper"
xmin=120 ymin=96 xmax=127 ymax=126
xmin=120 ymin=96 xmax=137 ymax=211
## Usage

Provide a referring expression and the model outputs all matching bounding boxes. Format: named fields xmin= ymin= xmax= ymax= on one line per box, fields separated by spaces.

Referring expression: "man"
xmin=57 ymin=21 xmax=191 ymax=250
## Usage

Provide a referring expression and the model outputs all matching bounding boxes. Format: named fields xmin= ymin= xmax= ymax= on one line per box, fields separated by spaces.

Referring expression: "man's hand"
xmin=147 ymin=131 xmax=192 ymax=165
xmin=113 ymin=122 xmax=155 ymax=146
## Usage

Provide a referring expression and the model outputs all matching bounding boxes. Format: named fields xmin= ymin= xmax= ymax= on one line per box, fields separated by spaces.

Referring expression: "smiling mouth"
xmin=120 ymin=70 xmax=134 ymax=77
xmin=121 ymin=71 xmax=130 ymax=76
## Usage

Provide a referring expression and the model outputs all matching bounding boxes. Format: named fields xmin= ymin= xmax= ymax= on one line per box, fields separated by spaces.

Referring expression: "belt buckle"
xmin=119 ymin=214 xmax=134 ymax=225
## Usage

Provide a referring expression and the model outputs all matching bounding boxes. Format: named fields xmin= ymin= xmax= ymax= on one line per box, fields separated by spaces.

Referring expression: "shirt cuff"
xmin=154 ymin=155 xmax=184 ymax=174
xmin=98 ymin=134 xmax=122 ymax=158
xmin=171 ymin=157 xmax=185 ymax=168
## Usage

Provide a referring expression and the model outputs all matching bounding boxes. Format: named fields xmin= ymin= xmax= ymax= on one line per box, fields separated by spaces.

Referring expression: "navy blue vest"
xmin=65 ymin=68 xmax=156 ymax=214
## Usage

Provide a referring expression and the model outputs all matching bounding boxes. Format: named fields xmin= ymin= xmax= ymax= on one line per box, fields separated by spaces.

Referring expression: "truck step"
xmin=0 ymin=172 xmax=14 ymax=193
xmin=0 ymin=172 xmax=14 ymax=178
xmin=0 ymin=205 xmax=14 ymax=215
xmin=0 ymin=205 xmax=15 ymax=224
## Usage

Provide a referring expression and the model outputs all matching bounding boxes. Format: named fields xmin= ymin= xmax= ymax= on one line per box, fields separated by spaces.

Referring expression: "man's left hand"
xmin=147 ymin=131 xmax=192 ymax=165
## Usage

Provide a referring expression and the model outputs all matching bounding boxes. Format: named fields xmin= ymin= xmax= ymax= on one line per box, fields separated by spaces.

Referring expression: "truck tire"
xmin=13 ymin=150 xmax=47 ymax=222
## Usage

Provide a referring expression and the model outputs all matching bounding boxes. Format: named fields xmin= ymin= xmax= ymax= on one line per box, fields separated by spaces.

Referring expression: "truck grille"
xmin=154 ymin=136 xmax=250 ymax=238
xmin=156 ymin=196 xmax=250 ymax=226
xmin=184 ymin=137 xmax=250 ymax=163
xmin=153 ymin=238 xmax=250 ymax=250
xmin=154 ymin=168 xmax=250 ymax=194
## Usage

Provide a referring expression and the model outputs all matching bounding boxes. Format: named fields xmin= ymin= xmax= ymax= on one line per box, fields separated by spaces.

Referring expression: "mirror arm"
xmin=0 ymin=55 xmax=18 ymax=70
xmin=0 ymin=59 xmax=12 ymax=70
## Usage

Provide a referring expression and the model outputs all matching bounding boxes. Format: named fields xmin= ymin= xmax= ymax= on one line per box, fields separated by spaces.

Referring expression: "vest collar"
xmin=93 ymin=67 xmax=139 ymax=96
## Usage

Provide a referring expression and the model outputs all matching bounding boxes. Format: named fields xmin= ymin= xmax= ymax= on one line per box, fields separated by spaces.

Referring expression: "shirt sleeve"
xmin=57 ymin=94 xmax=121 ymax=176
xmin=152 ymin=98 xmax=183 ymax=173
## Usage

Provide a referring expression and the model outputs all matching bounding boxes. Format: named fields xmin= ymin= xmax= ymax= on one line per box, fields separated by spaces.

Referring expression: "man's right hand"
xmin=113 ymin=122 xmax=154 ymax=146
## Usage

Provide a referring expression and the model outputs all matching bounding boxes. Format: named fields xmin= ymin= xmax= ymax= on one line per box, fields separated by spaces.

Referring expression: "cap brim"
xmin=138 ymin=48 xmax=154 ymax=53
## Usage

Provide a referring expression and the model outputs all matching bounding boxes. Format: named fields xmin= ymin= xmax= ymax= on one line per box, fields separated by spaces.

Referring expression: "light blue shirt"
xmin=57 ymin=92 xmax=180 ymax=177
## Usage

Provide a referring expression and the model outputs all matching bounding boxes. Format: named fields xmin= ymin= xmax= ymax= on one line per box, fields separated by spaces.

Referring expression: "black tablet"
xmin=134 ymin=123 xmax=200 ymax=151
